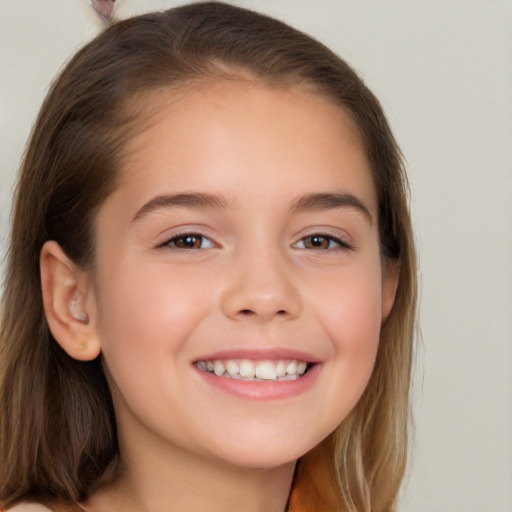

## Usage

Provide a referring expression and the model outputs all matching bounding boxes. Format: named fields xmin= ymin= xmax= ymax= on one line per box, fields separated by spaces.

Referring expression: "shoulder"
xmin=5 ymin=504 xmax=52 ymax=512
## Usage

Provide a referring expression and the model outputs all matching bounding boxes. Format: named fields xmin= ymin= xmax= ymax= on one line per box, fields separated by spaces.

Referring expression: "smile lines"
xmin=196 ymin=359 xmax=309 ymax=381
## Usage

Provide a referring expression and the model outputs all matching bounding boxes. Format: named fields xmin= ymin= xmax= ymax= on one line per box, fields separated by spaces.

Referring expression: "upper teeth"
xmin=197 ymin=359 xmax=308 ymax=381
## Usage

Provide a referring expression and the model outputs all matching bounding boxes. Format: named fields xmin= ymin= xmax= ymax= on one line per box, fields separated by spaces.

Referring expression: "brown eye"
xmin=294 ymin=234 xmax=352 ymax=251
xmin=166 ymin=234 xmax=214 ymax=250
xmin=303 ymin=235 xmax=330 ymax=250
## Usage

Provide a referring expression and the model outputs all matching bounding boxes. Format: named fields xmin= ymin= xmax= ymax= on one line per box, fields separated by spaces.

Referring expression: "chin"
xmin=208 ymin=430 xmax=324 ymax=471
xmin=220 ymin=451 xmax=299 ymax=471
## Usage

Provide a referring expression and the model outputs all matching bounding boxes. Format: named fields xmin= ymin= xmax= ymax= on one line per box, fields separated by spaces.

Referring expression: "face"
xmin=90 ymin=81 xmax=395 ymax=470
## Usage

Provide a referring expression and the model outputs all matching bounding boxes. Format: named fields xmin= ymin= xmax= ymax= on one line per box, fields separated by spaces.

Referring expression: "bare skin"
xmin=41 ymin=80 xmax=397 ymax=512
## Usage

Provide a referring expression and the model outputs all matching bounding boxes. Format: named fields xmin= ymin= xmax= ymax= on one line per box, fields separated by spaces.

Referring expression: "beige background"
xmin=1 ymin=1 xmax=511 ymax=510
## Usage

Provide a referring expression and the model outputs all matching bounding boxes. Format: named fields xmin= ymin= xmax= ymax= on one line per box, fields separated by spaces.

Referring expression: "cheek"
xmin=324 ymin=288 xmax=381 ymax=381
xmin=94 ymin=259 xmax=211 ymax=373
xmin=93 ymin=259 xmax=219 ymax=437
xmin=316 ymin=262 xmax=383 ymax=348
xmin=309 ymin=264 xmax=383 ymax=424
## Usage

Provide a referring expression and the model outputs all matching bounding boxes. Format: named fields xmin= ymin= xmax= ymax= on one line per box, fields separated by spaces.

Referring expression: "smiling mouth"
xmin=196 ymin=359 xmax=312 ymax=382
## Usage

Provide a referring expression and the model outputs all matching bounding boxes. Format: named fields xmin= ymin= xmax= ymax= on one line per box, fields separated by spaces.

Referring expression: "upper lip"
xmin=193 ymin=347 xmax=323 ymax=364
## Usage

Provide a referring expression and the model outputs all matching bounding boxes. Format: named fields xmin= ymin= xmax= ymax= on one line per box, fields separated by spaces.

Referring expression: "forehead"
xmin=108 ymin=79 xmax=376 ymax=217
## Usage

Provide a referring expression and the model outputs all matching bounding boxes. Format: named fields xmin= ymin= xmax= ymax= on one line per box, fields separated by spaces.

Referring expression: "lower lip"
xmin=194 ymin=363 xmax=322 ymax=400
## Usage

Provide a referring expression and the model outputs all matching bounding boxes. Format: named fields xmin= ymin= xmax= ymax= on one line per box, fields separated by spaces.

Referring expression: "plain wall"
xmin=1 ymin=1 xmax=511 ymax=510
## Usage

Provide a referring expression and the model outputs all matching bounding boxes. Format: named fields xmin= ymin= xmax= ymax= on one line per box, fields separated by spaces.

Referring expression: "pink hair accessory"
xmin=91 ymin=0 xmax=118 ymax=22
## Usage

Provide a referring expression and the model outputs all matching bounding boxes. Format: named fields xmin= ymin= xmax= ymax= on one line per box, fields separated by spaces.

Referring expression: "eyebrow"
xmin=291 ymin=192 xmax=373 ymax=223
xmin=131 ymin=191 xmax=372 ymax=224
xmin=131 ymin=192 xmax=231 ymax=223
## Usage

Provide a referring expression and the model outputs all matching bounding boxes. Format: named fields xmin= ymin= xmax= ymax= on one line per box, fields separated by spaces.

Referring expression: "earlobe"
xmin=382 ymin=259 xmax=399 ymax=323
xmin=40 ymin=241 xmax=101 ymax=361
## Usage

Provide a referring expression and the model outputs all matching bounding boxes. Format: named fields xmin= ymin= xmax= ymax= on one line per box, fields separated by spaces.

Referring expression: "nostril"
xmin=238 ymin=309 xmax=288 ymax=317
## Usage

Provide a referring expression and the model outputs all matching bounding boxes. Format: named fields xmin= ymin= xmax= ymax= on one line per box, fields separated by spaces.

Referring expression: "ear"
xmin=381 ymin=258 xmax=399 ymax=323
xmin=40 ymin=241 xmax=101 ymax=361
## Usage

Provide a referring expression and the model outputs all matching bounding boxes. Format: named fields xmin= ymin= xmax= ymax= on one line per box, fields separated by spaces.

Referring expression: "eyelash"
xmin=158 ymin=233 xmax=215 ymax=250
xmin=293 ymin=234 xmax=353 ymax=251
xmin=158 ymin=232 xmax=353 ymax=252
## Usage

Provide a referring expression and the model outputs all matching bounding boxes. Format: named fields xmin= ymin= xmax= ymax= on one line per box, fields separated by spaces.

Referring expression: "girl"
xmin=0 ymin=2 xmax=417 ymax=511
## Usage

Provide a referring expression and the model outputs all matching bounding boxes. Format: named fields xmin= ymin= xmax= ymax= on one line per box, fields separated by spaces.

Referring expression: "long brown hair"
xmin=0 ymin=3 xmax=417 ymax=510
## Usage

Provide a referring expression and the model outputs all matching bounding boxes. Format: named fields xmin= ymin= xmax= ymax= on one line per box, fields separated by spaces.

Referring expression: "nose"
xmin=220 ymin=247 xmax=302 ymax=322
